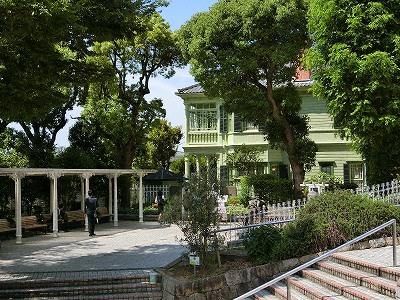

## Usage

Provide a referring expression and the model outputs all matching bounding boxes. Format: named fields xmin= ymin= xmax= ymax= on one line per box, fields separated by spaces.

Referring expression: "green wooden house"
xmin=176 ymin=78 xmax=364 ymax=190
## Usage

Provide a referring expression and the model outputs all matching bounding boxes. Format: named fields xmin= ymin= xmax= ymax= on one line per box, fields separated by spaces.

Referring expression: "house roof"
xmin=177 ymin=84 xmax=204 ymax=94
xmin=143 ymin=168 xmax=186 ymax=182
xmin=177 ymin=80 xmax=312 ymax=94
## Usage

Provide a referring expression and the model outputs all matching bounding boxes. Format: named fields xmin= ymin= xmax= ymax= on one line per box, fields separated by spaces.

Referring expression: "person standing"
xmin=155 ymin=190 xmax=165 ymax=223
xmin=84 ymin=190 xmax=98 ymax=237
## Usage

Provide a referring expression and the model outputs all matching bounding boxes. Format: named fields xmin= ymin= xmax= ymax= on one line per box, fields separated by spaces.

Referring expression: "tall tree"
xmin=0 ymin=0 xmax=165 ymax=122
xmin=78 ymin=13 xmax=183 ymax=206
xmin=306 ymin=0 xmax=400 ymax=184
xmin=178 ymin=0 xmax=317 ymax=198
xmin=145 ymin=120 xmax=182 ymax=169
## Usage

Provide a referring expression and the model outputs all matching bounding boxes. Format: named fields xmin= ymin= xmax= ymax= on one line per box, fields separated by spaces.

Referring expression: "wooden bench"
xmin=0 ymin=219 xmax=15 ymax=236
xmin=96 ymin=207 xmax=112 ymax=222
xmin=17 ymin=216 xmax=47 ymax=235
xmin=66 ymin=210 xmax=85 ymax=227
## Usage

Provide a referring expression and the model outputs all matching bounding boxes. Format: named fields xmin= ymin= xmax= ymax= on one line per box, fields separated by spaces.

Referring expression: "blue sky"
xmin=55 ymin=0 xmax=217 ymax=148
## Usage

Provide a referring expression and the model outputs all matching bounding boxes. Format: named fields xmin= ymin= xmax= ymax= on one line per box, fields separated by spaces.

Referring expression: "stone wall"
xmin=158 ymin=253 xmax=318 ymax=300
xmin=159 ymin=237 xmax=400 ymax=299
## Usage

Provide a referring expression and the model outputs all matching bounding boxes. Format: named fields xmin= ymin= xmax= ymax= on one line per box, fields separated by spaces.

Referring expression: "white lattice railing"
xmin=224 ymin=198 xmax=307 ymax=228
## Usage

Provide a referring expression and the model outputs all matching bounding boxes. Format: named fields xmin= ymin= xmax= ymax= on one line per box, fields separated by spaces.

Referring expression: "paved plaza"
xmin=0 ymin=221 xmax=185 ymax=278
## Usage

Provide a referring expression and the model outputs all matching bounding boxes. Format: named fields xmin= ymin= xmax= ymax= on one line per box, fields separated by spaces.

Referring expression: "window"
xmin=242 ymin=121 xmax=257 ymax=131
xmin=320 ymin=162 xmax=333 ymax=175
xmin=189 ymin=103 xmax=217 ymax=131
xmin=349 ymin=163 xmax=363 ymax=186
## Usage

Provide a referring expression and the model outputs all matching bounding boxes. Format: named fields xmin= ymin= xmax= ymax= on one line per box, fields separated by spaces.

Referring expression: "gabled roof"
xmin=143 ymin=168 xmax=186 ymax=182
xmin=177 ymin=80 xmax=312 ymax=95
xmin=177 ymin=83 xmax=204 ymax=94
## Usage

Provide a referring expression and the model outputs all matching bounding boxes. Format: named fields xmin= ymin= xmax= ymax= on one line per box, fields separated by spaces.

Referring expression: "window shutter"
xmin=234 ymin=114 xmax=243 ymax=132
xmin=343 ymin=164 xmax=349 ymax=184
xmin=278 ymin=164 xmax=289 ymax=179
xmin=220 ymin=166 xmax=229 ymax=186
xmin=220 ymin=106 xmax=228 ymax=133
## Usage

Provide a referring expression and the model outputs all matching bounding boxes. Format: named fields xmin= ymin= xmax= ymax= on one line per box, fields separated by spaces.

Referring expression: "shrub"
xmin=244 ymin=190 xmax=400 ymax=263
xmin=236 ymin=176 xmax=252 ymax=206
xmin=305 ymin=172 xmax=343 ymax=191
xmin=243 ymin=225 xmax=282 ymax=264
xmin=162 ymin=174 xmax=221 ymax=267
xmin=248 ymin=174 xmax=294 ymax=204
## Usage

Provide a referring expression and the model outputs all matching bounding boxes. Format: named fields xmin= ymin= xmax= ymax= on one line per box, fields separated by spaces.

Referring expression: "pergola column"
xmin=48 ymin=172 xmax=61 ymax=238
xmin=11 ymin=173 xmax=24 ymax=244
xmin=113 ymin=174 xmax=119 ymax=227
xmin=139 ymin=174 xmax=144 ymax=222
xmin=108 ymin=176 xmax=113 ymax=222
xmin=81 ymin=172 xmax=92 ymax=232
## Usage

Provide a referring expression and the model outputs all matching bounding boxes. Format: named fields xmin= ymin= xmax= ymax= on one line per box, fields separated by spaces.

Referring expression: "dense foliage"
xmin=249 ymin=174 xmax=294 ymax=204
xmin=306 ymin=0 xmax=400 ymax=184
xmin=0 ymin=0 xmax=164 ymax=121
xmin=244 ymin=190 xmax=400 ymax=264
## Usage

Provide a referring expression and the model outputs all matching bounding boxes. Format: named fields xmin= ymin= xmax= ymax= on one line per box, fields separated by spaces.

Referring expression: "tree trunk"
xmin=266 ymin=81 xmax=305 ymax=200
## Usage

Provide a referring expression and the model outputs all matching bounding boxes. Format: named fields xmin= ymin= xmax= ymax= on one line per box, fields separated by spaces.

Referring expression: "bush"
xmin=248 ymin=174 xmax=294 ymax=204
xmin=243 ymin=225 xmax=282 ymax=264
xmin=244 ymin=190 xmax=400 ymax=263
xmin=305 ymin=172 xmax=343 ymax=191
xmin=236 ymin=176 xmax=252 ymax=207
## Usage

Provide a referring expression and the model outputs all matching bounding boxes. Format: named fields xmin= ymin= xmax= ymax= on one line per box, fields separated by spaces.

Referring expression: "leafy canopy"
xmin=306 ymin=0 xmax=400 ymax=183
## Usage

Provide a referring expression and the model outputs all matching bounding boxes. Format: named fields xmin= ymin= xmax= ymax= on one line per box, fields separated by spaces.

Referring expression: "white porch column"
xmin=184 ymin=155 xmax=190 ymax=179
xmin=139 ymin=174 xmax=144 ymax=223
xmin=11 ymin=173 xmax=24 ymax=244
xmin=113 ymin=174 xmax=119 ymax=227
xmin=80 ymin=177 xmax=85 ymax=211
xmin=48 ymin=172 xmax=61 ymax=238
xmin=206 ymin=156 xmax=210 ymax=182
xmin=196 ymin=155 xmax=200 ymax=174
xmin=108 ymin=176 xmax=113 ymax=222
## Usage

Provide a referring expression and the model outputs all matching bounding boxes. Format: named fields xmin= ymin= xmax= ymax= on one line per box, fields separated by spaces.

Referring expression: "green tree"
xmin=146 ymin=120 xmax=182 ymax=169
xmin=178 ymin=0 xmax=317 ymax=199
xmin=78 ymin=13 xmax=183 ymax=207
xmin=306 ymin=0 xmax=400 ymax=184
xmin=0 ymin=0 xmax=164 ymax=121
xmin=226 ymin=144 xmax=262 ymax=176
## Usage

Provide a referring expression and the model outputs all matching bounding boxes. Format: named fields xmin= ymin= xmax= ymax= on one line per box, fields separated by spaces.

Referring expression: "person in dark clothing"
xmin=84 ymin=190 xmax=98 ymax=237
xmin=58 ymin=203 xmax=69 ymax=232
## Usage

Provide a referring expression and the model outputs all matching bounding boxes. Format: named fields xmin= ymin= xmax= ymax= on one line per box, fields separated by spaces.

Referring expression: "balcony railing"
xmin=187 ymin=131 xmax=218 ymax=144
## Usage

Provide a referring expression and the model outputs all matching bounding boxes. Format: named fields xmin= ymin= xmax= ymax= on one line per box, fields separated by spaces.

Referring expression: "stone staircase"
xmin=249 ymin=252 xmax=400 ymax=299
xmin=0 ymin=269 xmax=162 ymax=299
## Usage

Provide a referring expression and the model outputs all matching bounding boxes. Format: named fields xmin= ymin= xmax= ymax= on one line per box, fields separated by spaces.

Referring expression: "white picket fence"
xmin=225 ymin=198 xmax=307 ymax=227
xmin=218 ymin=179 xmax=400 ymax=244
xmin=355 ymin=179 xmax=400 ymax=204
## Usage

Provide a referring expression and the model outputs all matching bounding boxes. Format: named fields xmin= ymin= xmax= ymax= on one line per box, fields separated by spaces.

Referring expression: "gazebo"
xmin=143 ymin=168 xmax=186 ymax=202
xmin=0 ymin=168 xmax=155 ymax=244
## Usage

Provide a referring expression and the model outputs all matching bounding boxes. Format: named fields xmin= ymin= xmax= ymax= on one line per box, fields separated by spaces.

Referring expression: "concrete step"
xmin=245 ymin=249 xmax=398 ymax=299
xmin=316 ymin=260 xmax=396 ymax=298
xmin=0 ymin=270 xmax=162 ymax=299
xmin=330 ymin=252 xmax=400 ymax=281
xmin=300 ymin=268 xmax=393 ymax=300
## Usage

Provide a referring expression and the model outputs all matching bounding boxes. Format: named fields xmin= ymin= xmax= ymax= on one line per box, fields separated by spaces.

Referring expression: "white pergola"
xmin=0 ymin=168 xmax=156 ymax=244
